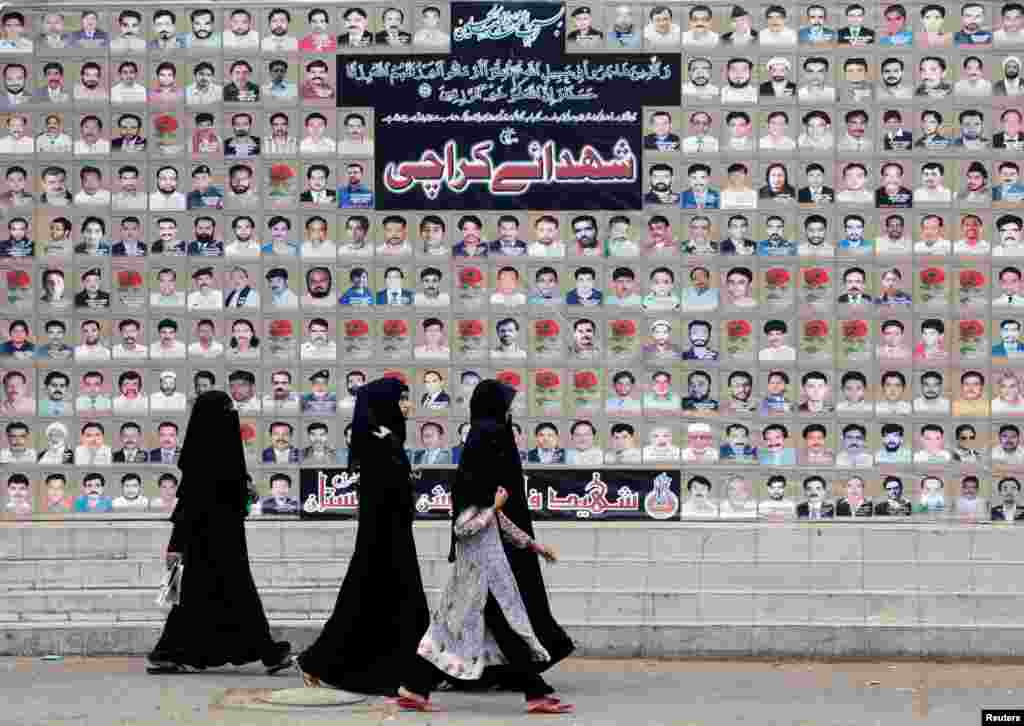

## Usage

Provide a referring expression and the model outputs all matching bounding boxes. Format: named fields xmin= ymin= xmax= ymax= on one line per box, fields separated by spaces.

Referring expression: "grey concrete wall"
xmin=2 ymin=520 xmax=1023 ymax=657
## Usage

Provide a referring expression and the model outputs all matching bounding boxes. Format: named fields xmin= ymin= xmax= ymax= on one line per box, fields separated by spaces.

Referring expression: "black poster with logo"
xmin=300 ymin=467 xmax=680 ymax=521
xmin=338 ymin=2 xmax=680 ymax=210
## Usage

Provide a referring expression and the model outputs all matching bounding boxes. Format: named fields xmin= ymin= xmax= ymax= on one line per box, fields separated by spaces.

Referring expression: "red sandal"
xmin=527 ymin=698 xmax=575 ymax=714
xmin=396 ymin=687 xmax=446 ymax=712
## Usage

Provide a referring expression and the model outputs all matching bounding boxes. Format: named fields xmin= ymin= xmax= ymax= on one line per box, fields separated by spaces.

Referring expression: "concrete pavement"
xmin=1 ymin=656 xmax=1022 ymax=725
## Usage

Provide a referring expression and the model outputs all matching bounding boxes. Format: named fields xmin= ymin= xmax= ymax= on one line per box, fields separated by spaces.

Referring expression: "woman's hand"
xmin=536 ymin=544 xmax=558 ymax=563
xmin=494 ymin=487 xmax=508 ymax=510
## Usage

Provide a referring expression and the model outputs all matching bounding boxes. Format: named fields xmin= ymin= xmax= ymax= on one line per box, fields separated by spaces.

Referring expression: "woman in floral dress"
xmin=397 ymin=380 xmax=574 ymax=715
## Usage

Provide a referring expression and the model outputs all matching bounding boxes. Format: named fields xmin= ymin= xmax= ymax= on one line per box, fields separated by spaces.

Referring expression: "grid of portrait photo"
xmin=0 ymin=2 xmax=1021 ymax=522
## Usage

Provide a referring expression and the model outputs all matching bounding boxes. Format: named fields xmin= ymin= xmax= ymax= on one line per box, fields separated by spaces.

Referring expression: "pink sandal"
xmin=527 ymin=697 xmax=575 ymax=714
xmin=396 ymin=687 xmax=446 ymax=712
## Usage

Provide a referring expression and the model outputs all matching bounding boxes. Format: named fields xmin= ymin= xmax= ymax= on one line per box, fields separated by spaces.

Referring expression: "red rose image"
xmin=960 ymin=319 xmax=985 ymax=339
xmin=804 ymin=320 xmax=829 ymax=338
xmin=344 ymin=319 xmax=370 ymax=337
xmin=535 ymin=370 xmax=560 ymax=389
xmin=269 ymin=164 xmax=296 ymax=182
xmin=269 ymin=319 xmax=293 ymax=337
xmin=154 ymin=114 xmax=178 ymax=134
xmin=960 ymin=269 xmax=986 ymax=289
xmin=727 ymin=320 xmax=752 ymax=338
xmin=574 ymin=371 xmax=599 ymax=390
xmin=382 ymin=370 xmax=408 ymax=385
xmin=5 ymin=270 xmax=29 ymax=288
xmin=117 ymin=270 xmax=143 ymax=288
xmin=765 ymin=268 xmax=791 ymax=286
xmin=842 ymin=320 xmax=869 ymax=338
xmin=610 ymin=319 xmax=637 ymax=337
xmin=496 ymin=371 xmax=522 ymax=387
xmin=803 ymin=268 xmax=830 ymax=286
xmin=240 ymin=424 xmax=256 ymax=442
xmin=534 ymin=319 xmax=560 ymax=337
xmin=382 ymin=319 xmax=408 ymax=337
xmin=459 ymin=267 xmax=483 ymax=286
xmin=458 ymin=320 xmax=483 ymax=337
xmin=920 ymin=267 xmax=945 ymax=285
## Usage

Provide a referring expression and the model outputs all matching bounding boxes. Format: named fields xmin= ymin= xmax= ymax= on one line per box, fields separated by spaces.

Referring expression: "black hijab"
xmin=176 ymin=390 xmax=248 ymax=511
xmin=449 ymin=380 xmax=524 ymax=562
xmin=349 ymin=377 xmax=409 ymax=472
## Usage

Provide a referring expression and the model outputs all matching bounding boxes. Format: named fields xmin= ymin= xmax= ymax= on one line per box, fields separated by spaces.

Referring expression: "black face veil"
xmin=348 ymin=377 xmax=409 ymax=471
xmin=176 ymin=390 xmax=248 ymax=503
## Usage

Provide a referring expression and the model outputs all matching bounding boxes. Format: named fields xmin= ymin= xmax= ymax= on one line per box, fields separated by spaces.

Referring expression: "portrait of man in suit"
xmin=644 ymin=163 xmax=680 ymax=206
xmin=112 ymin=421 xmax=148 ymax=463
xmin=759 ymin=57 xmax=796 ymax=97
xmin=300 ymin=164 xmax=337 ymax=206
xmin=301 ymin=422 xmax=337 ymax=465
xmin=797 ymin=476 xmax=835 ymax=519
xmin=412 ymin=421 xmax=451 ymax=465
xmin=420 ymin=370 xmax=450 ymax=411
xmin=262 ymin=421 xmax=301 ymax=464
xmin=837 ymin=3 xmax=876 ymax=45
xmin=223 ymin=112 xmax=260 ymax=158
xmin=875 ymin=476 xmax=911 ymax=515
xmin=831 ymin=476 xmax=871 ymax=519
xmin=375 ymin=267 xmax=414 ymax=305
xmin=797 ymin=163 xmax=835 ymax=205
xmin=681 ymin=163 xmax=721 ymax=209
xmin=70 ymin=10 xmax=109 ymax=47
xmin=260 ymin=473 xmax=300 ymax=514
xmin=994 ymin=109 xmax=1024 ymax=150
xmin=376 ymin=7 xmax=412 ymax=45
xmin=992 ymin=478 xmax=1024 ymax=521
xmin=799 ymin=4 xmax=836 ymax=44
xmin=836 ymin=266 xmax=873 ymax=305
xmin=340 ymin=7 xmax=373 ymax=47
xmin=150 ymin=421 xmax=180 ymax=465
xmin=528 ymin=422 xmax=566 ymax=464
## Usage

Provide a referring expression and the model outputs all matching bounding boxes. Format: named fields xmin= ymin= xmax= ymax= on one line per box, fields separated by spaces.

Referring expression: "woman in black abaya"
xmin=148 ymin=390 xmax=292 ymax=674
xmin=296 ymin=377 xmax=430 ymax=694
xmin=468 ymin=383 xmax=576 ymax=695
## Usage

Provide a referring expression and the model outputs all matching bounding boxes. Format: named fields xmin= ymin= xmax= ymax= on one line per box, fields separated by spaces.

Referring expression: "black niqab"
xmin=175 ymin=390 xmax=248 ymax=512
xmin=449 ymin=380 xmax=520 ymax=562
xmin=349 ymin=377 xmax=408 ymax=472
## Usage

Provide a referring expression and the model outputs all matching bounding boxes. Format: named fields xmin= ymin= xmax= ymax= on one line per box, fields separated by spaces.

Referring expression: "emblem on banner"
xmin=644 ymin=473 xmax=679 ymax=520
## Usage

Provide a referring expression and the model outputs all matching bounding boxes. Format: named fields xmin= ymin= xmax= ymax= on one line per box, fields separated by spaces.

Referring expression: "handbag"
xmin=155 ymin=561 xmax=184 ymax=609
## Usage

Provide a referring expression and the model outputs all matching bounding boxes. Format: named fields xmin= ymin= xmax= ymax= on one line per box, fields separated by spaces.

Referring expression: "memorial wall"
xmin=0 ymin=0 xmax=1018 ymax=524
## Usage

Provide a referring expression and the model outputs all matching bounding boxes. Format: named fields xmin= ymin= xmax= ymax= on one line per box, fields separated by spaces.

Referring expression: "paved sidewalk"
xmin=1 ymin=656 xmax=1022 ymax=725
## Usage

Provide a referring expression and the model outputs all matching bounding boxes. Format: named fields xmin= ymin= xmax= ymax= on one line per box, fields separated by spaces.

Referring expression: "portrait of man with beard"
xmin=721 ymin=57 xmax=757 ymax=104
xmin=0 ymin=62 xmax=29 ymax=109
xmin=73 ymin=61 xmax=108 ymax=103
xmin=302 ymin=267 xmax=334 ymax=307
xmin=644 ymin=164 xmax=680 ymax=206
xmin=682 ymin=57 xmax=719 ymax=100
xmin=187 ymin=216 xmax=224 ymax=257
xmin=226 ymin=163 xmax=258 ymax=209
xmin=262 ymin=8 xmax=298 ymax=52
xmin=570 ymin=215 xmax=600 ymax=256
